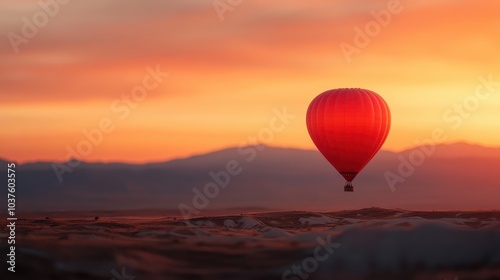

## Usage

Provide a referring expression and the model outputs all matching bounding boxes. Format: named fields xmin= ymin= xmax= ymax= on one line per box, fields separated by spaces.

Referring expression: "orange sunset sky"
xmin=1 ymin=0 xmax=500 ymax=163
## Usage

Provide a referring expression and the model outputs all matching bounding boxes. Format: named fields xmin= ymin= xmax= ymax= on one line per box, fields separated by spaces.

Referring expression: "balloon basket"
xmin=344 ymin=182 xmax=353 ymax=192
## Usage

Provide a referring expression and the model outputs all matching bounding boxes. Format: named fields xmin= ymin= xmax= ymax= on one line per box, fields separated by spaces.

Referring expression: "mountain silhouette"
xmin=1 ymin=142 xmax=499 ymax=213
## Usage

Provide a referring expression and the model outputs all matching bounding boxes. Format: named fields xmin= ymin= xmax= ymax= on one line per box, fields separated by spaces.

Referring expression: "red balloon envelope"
xmin=306 ymin=88 xmax=391 ymax=192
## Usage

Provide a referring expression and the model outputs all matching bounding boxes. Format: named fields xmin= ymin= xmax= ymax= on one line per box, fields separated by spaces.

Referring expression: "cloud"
xmin=2 ymin=0 xmax=498 ymax=102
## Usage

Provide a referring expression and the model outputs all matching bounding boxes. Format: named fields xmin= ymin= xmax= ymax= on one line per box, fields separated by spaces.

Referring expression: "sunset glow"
xmin=1 ymin=0 xmax=500 ymax=163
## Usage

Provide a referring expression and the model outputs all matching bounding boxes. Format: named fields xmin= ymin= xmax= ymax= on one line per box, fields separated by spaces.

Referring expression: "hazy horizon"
xmin=3 ymin=142 xmax=500 ymax=213
xmin=3 ymin=140 xmax=500 ymax=164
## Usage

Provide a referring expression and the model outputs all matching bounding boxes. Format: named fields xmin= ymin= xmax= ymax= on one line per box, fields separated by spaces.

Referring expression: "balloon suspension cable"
xmin=344 ymin=181 xmax=353 ymax=192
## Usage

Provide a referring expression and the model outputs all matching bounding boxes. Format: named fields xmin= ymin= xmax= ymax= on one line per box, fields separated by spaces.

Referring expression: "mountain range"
xmin=1 ymin=142 xmax=499 ymax=213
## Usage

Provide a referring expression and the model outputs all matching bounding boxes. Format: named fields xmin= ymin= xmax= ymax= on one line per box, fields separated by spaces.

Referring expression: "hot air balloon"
xmin=306 ymin=88 xmax=391 ymax=192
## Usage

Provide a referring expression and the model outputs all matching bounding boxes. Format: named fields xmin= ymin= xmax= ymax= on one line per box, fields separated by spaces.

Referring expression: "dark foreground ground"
xmin=2 ymin=208 xmax=500 ymax=280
